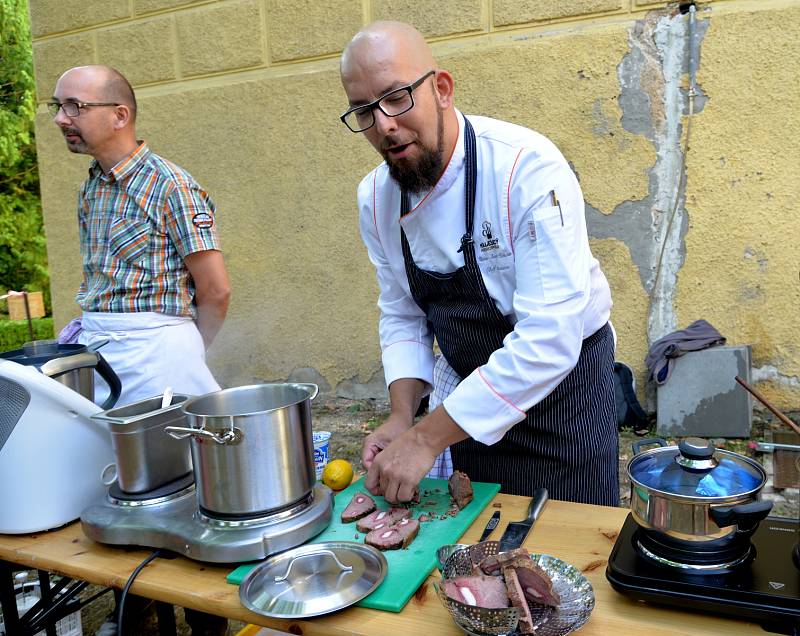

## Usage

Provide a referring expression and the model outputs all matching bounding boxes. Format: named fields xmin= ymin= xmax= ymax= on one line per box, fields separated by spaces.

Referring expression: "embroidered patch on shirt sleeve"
xmin=192 ymin=212 xmax=214 ymax=229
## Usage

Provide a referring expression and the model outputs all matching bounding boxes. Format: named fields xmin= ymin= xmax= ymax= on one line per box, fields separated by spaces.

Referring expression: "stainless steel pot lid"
xmin=239 ymin=541 xmax=387 ymax=618
xmin=629 ymin=437 xmax=766 ymax=499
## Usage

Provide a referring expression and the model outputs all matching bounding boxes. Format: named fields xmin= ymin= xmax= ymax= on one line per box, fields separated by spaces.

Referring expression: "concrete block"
xmin=266 ymin=0 xmax=362 ymax=62
xmin=494 ymin=0 xmax=622 ymax=27
xmin=176 ymin=0 xmax=263 ymax=76
xmin=95 ymin=17 xmax=177 ymax=85
xmin=635 ymin=0 xmax=669 ymax=6
xmin=32 ymin=34 xmax=95 ymax=102
xmin=373 ymin=0 xmax=483 ymax=38
xmin=28 ymin=0 xmax=131 ymax=38
xmin=135 ymin=0 xmax=206 ymax=15
xmin=656 ymin=346 xmax=753 ymax=438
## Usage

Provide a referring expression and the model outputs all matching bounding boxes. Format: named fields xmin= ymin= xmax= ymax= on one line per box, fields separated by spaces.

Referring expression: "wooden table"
xmin=0 ymin=494 xmax=775 ymax=635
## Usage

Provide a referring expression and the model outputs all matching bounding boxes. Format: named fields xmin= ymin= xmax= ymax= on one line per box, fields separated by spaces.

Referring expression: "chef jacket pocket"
xmin=108 ymin=216 xmax=149 ymax=264
xmin=532 ymin=205 xmax=586 ymax=301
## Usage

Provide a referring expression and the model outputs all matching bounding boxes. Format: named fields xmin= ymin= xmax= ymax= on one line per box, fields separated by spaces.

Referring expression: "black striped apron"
xmin=400 ymin=118 xmax=619 ymax=505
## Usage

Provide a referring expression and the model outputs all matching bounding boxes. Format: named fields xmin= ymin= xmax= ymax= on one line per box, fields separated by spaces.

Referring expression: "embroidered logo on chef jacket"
xmin=479 ymin=220 xmax=499 ymax=252
xmin=192 ymin=212 xmax=214 ymax=229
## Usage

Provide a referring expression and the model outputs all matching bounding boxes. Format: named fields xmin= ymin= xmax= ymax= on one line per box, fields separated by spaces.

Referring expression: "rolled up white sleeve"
xmin=357 ymin=175 xmax=435 ymax=389
xmin=443 ymin=155 xmax=594 ymax=444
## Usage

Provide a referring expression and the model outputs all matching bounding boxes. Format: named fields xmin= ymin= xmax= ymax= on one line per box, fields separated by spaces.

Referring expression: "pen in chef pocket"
xmin=550 ymin=190 xmax=563 ymax=226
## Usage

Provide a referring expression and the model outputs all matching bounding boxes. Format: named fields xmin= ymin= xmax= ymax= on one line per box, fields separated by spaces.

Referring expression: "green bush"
xmin=0 ymin=317 xmax=54 ymax=351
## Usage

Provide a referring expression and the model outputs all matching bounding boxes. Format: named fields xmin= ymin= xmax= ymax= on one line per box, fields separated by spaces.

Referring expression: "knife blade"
xmin=498 ymin=487 xmax=548 ymax=552
xmin=478 ymin=510 xmax=501 ymax=542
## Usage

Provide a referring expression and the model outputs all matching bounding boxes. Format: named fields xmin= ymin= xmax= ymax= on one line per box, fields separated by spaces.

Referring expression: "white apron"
xmin=79 ymin=311 xmax=220 ymax=408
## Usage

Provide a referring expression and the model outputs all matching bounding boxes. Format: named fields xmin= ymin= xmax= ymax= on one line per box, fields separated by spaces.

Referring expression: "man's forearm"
xmin=388 ymin=377 xmax=428 ymax=423
xmin=195 ymin=293 xmax=229 ymax=348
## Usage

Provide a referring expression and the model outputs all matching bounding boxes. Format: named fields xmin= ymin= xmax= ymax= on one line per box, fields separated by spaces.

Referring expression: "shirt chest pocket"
xmin=108 ymin=216 xmax=150 ymax=264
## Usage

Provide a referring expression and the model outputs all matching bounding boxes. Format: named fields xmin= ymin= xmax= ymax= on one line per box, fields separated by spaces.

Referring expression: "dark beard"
xmin=386 ymin=106 xmax=444 ymax=194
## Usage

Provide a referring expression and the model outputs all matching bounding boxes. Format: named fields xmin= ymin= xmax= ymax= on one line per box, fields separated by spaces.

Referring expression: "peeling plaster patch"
xmin=752 ymin=365 xmax=800 ymax=388
xmin=336 ymin=368 xmax=389 ymax=400
xmin=287 ymin=366 xmax=332 ymax=393
xmin=588 ymin=10 xmax=709 ymax=343
xmin=591 ymin=99 xmax=615 ymax=137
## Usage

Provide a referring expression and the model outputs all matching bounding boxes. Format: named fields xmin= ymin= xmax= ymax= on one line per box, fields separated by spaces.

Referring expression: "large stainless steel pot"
xmin=168 ymin=383 xmax=319 ymax=517
xmin=628 ymin=438 xmax=772 ymax=543
xmin=0 ymin=340 xmax=121 ymax=410
xmin=92 ymin=394 xmax=193 ymax=493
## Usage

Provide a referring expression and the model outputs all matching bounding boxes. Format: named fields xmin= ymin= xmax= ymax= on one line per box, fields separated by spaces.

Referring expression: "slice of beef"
xmin=502 ymin=566 xmax=536 ymax=634
xmin=442 ymin=574 xmax=509 ymax=609
xmin=448 ymin=470 xmax=474 ymax=509
xmin=508 ymin=560 xmax=560 ymax=607
xmin=356 ymin=507 xmax=411 ymax=533
xmin=478 ymin=547 xmax=530 ymax=575
xmin=365 ymin=517 xmax=420 ymax=550
xmin=341 ymin=492 xmax=376 ymax=523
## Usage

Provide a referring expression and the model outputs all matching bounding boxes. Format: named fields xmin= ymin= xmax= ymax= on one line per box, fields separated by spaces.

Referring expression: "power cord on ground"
xmin=117 ymin=548 xmax=166 ymax=636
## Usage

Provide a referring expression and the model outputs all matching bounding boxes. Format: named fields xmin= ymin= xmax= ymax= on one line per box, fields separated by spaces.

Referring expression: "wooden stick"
xmin=735 ymin=375 xmax=800 ymax=437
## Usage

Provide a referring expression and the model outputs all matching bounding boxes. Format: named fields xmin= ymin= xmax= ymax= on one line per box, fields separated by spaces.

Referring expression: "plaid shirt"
xmin=77 ymin=142 xmax=221 ymax=318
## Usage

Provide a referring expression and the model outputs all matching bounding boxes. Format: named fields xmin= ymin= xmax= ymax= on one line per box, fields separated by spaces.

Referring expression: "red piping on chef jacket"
xmin=478 ymin=367 xmax=526 ymax=415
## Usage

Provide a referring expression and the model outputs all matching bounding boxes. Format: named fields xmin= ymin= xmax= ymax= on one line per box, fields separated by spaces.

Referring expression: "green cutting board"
xmin=227 ymin=476 xmax=500 ymax=612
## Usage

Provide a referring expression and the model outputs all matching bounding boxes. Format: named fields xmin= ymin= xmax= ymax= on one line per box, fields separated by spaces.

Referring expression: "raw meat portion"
xmin=503 ymin=566 xmax=536 ymax=634
xmin=341 ymin=492 xmax=376 ymax=523
xmin=365 ymin=517 xmax=420 ymax=550
xmin=356 ymin=507 xmax=411 ymax=532
xmin=448 ymin=470 xmax=473 ymax=509
xmin=513 ymin=560 xmax=560 ymax=607
xmin=442 ymin=574 xmax=509 ymax=609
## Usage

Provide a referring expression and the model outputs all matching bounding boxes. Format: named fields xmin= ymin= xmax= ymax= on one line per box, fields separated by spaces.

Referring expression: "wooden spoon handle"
xmin=735 ymin=375 xmax=800 ymax=437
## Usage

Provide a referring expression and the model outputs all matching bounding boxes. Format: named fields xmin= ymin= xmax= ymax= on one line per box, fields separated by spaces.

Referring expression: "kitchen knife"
xmin=478 ymin=510 xmax=501 ymax=542
xmin=498 ymin=487 xmax=548 ymax=552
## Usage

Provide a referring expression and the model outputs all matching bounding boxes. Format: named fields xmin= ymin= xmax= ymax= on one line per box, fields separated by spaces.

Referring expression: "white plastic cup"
xmin=312 ymin=431 xmax=331 ymax=480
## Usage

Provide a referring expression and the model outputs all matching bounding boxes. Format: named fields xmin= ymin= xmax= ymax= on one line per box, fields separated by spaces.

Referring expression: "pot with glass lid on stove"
xmin=627 ymin=437 xmax=773 ymax=546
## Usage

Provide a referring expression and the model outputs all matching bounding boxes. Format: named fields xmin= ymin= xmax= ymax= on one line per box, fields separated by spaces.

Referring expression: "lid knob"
xmin=678 ymin=437 xmax=714 ymax=460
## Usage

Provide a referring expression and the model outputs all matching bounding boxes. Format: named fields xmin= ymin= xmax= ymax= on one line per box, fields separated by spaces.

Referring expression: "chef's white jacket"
xmin=357 ymin=111 xmax=612 ymax=445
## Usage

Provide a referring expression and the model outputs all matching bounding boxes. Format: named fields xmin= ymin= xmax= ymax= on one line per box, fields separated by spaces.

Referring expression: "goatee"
xmin=386 ymin=106 xmax=444 ymax=194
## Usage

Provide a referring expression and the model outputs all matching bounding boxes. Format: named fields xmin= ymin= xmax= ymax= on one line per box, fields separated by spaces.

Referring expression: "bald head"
xmin=341 ymin=21 xmax=436 ymax=83
xmin=58 ymin=65 xmax=137 ymax=122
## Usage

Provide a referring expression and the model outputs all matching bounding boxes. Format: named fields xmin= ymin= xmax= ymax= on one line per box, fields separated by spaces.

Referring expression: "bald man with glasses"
xmin=340 ymin=22 xmax=619 ymax=507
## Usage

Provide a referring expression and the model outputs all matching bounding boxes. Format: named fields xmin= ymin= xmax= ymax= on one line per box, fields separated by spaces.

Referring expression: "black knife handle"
xmin=479 ymin=510 xmax=501 ymax=542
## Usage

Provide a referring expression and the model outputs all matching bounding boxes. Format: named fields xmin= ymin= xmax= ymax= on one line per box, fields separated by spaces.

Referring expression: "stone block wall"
xmin=28 ymin=0 xmax=800 ymax=407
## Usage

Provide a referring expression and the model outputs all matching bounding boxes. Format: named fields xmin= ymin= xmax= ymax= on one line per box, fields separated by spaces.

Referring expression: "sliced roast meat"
xmin=356 ymin=507 xmax=411 ymax=533
xmin=365 ymin=517 xmax=420 ymax=550
xmin=442 ymin=574 xmax=509 ymax=609
xmin=503 ymin=566 xmax=536 ymax=634
xmin=448 ymin=470 xmax=474 ymax=509
xmin=510 ymin=560 xmax=560 ymax=607
xmin=478 ymin=547 xmax=530 ymax=575
xmin=341 ymin=492 xmax=377 ymax=523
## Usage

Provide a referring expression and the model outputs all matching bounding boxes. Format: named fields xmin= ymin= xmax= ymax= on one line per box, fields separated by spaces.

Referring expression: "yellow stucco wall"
xmin=27 ymin=0 xmax=800 ymax=407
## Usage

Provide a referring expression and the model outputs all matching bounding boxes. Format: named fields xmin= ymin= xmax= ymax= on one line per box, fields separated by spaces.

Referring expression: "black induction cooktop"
xmin=606 ymin=514 xmax=800 ymax=635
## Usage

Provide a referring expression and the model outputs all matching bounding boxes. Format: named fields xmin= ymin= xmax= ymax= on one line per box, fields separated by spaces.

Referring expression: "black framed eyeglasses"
xmin=46 ymin=101 xmax=120 ymax=118
xmin=340 ymin=70 xmax=436 ymax=133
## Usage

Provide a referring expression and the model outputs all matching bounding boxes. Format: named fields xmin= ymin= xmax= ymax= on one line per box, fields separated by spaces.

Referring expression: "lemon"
xmin=322 ymin=459 xmax=354 ymax=491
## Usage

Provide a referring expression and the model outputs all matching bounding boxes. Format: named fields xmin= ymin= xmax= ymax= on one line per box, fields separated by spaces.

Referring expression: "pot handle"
xmin=710 ymin=500 xmax=773 ymax=531
xmin=293 ymin=383 xmax=319 ymax=401
xmin=631 ymin=438 xmax=667 ymax=456
xmin=164 ymin=425 xmax=243 ymax=445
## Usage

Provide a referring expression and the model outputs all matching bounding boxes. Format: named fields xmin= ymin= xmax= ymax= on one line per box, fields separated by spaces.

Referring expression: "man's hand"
xmin=362 ymin=413 xmax=413 ymax=470
xmin=365 ymin=426 xmax=436 ymax=502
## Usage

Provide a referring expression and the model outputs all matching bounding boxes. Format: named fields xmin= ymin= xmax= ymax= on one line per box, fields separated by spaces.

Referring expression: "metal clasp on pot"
xmin=165 ymin=416 xmax=243 ymax=445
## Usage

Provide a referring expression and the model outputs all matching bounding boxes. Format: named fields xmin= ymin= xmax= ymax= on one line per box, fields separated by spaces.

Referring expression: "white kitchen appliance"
xmin=0 ymin=359 xmax=113 ymax=534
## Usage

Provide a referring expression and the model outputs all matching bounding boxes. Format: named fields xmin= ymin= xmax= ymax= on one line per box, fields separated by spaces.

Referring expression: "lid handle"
xmin=273 ymin=549 xmax=353 ymax=583
xmin=678 ymin=438 xmax=714 ymax=460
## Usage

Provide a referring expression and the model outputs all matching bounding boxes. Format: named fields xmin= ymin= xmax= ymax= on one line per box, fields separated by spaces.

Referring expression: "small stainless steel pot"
xmin=169 ymin=383 xmax=319 ymax=517
xmin=627 ymin=438 xmax=772 ymax=543
xmin=92 ymin=394 xmax=193 ymax=493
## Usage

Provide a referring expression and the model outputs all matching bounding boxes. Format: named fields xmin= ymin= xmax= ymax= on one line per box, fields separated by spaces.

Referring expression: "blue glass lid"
xmin=629 ymin=438 xmax=765 ymax=498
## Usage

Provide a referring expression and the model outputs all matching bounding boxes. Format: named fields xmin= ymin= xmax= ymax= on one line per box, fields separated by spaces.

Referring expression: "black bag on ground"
xmin=613 ymin=362 xmax=649 ymax=435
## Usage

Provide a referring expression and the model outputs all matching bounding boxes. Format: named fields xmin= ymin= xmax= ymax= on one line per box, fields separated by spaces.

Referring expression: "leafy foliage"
xmin=0 ymin=317 xmax=53 ymax=350
xmin=0 ymin=0 xmax=50 ymax=313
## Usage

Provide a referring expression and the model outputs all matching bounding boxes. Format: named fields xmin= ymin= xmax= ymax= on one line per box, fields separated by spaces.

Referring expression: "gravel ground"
xmin=59 ymin=399 xmax=799 ymax=634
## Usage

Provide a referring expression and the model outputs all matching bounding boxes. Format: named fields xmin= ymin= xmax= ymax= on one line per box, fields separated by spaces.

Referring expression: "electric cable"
xmin=117 ymin=548 xmax=165 ymax=636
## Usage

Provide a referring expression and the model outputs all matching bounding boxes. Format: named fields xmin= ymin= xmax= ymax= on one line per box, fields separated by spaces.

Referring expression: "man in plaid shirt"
xmin=50 ymin=65 xmax=231 ymax=410
xmin=50 ymin=65 xmax=229 ymax=635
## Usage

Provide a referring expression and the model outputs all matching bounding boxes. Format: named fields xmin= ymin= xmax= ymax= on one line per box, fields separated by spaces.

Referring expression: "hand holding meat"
xmin=361 ymin=412 xmax=414 ymax=470
xmin=364 ymin=427 xmax=437 ymax=503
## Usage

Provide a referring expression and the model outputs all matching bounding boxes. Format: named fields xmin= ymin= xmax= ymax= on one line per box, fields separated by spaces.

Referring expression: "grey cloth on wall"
xmin=645 ymin=319 xmax=726 ymax=385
